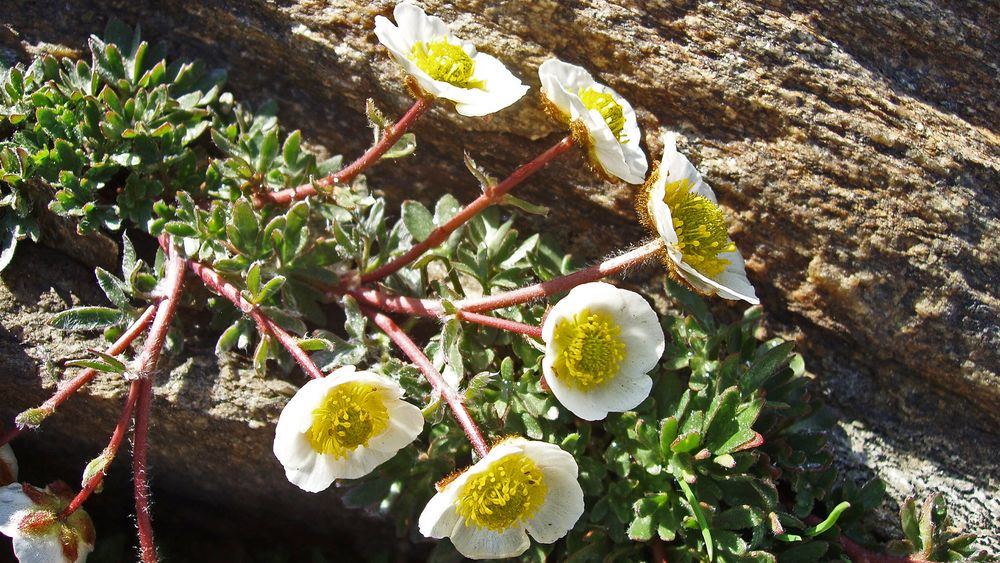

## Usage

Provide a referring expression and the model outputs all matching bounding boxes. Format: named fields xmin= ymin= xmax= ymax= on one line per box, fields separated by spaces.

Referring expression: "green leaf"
xmin=253 ymin=275 xmax=286 ymax=305
xmin=743 ymin=341 xmax=794 ymax=390
xmin=500 ymin=194 xmax=549 ymax=216
xmin=246 ymin=261 xmax=262 ymax=296
xmin=442 ymin=319 xmax=464 ymax=379
xmin=94 ymin=267 xmax=130 ymax=309
xmin=381 ymin=132 xmax=416 ymax=159
xmin=253 ymin=335 xmax=270 ymax=374
xmin=402 ymin=200 xmax=435 ymax=242
xmin=228 ymin=198 xmax=259 ymax=255
xmin=50 ymin=307 xmax=124 ymax=331
xmin=804 ymin=501 xmax=850 ymax=537
xmin=463 ymin=152 xmax=496 ymax=192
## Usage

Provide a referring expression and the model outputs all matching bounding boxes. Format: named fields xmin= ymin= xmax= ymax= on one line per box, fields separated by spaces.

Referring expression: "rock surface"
xmin=2 ymin=0 xmax=998 ymax=555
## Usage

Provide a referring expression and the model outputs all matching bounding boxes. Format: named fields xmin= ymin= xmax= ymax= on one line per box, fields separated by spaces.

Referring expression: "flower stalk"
xmin=0 ymin=305 xmax=157 ymax=447
xmin=188 ymin=259 xmax=326 ymax=380
xmin=361 ymin=135 xmax=575 ymax=284
xmin=128 ymin=237 xmax=187 ymax=563
xmin=58 ymin=380 xmax=143 ymax=518
xmin=255 ymin=97 xmax=434 ymax=207
xmin=364 ymin=307 xmax=489 ymax=459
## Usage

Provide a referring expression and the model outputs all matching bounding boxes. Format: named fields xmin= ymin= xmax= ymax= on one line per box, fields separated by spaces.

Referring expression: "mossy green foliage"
xmin=0 ymin=21 xmax=985 ymax=563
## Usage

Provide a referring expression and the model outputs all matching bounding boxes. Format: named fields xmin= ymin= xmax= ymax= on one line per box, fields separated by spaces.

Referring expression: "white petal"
xmin=647 ymin=175 xmax=680 ymax=246
xmin=0 ymin=484 xmax=34 ymax=537
xmin=12 ymin=533 xmax=68 ymax=563
xmin=675 ymin=250 xmax=758 ymax=304
xmin=418 ymin=481 xmax=463 ymax=539
xmin=546 ymin=367 xmax=652 ymax=420
xmin=538 ymin=58 xmax=594 ymax=118
xmin=449 ymin=523 xmax=530 ymax=560
xmin=325 ymin=446 xmax=393 ymax=480
xmin=275 ymin=436 xmax=333 ymax=493
xmin=612 ymin=291 xmax=666 ymax=373
xmin=524 ymin=466 xmax=584 ymax=544
xmin=519 ymin=441 xmax=578 ymax=478
xmin=0 ymin=445 xmax=17 ymax=484
xmin=453 ymin=53 xmax=529 ymax=116
xmin=366 ymin=401 xmax=423 ymax=452
xmin=659 ymin=132 xmax=716 ymax=203
xmin=394 ymin=2 xmax=451 ymax=46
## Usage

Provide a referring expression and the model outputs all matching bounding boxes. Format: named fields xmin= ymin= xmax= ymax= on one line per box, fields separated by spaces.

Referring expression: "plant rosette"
xmin=640 ymin=132 xmax=758 ymax=304
xmin=418 ymin=437 xmax=584 ymax=560
xmin=374 ymin=2 xmax=529 ymax=117
xmin=272 ymin=365 xmax=424 ymax=493
xmin=541 ymin=282 xmax=665 ymax=421
xmin=538 ymin=58 xmax=647 ymax=184
xmin=0 ymin=445 xmax=16 ymax=485
xmin=0 ymin=482 xmax=95 ymax=563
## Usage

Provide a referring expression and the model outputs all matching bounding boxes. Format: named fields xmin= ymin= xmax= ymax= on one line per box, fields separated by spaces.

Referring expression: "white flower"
xmin=541 ymin=282 xmax=665 ymax=421
xmin=0 ymin=482 xmax=95 ymax=563
xmin=538 ymin=59 xmax=647 ymax=184
xmin=643 ymin=133 xmax=758 ymax=304
xmin=272 ymin=365 xmax=424 ymax=493
xmin=419 ymin=437 xmax=583 ymax=560
xmin=0 ymin=444 xmax=17 ymax=485
xmin=374 ymin=2 xmax=529 ymax=117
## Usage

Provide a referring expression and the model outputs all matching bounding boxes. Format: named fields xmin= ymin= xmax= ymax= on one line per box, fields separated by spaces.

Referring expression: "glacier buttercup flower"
xmin=0 ymin=482 xmax=95 ymax=563
xmin=0 ymin=444 xmax=16 ymax=485
xmin=641 ymin=133 xmax=758 ymax=304
xmin=273 ymin=365 xmax=424 ymax=493
xmin=419 ymin=437 xmax=584 ymax=560
xmin=538 ymin=59 xmax=647 ymax=184
xmin=374 ymin=3 xmax=529 ymax=117
xmin=541 ymin=282 xmax=665 ymax=421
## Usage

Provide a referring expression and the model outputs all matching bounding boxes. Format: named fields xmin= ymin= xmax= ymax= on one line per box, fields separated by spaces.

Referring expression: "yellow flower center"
xmin=552 ymin=309 xmax=626 ymax=390
xmin=409 ymin=39 xmax=485 ymax=89
xmin=456 ymin=454 xmax=547 ymax=531
xmin=662 ymin=178 xmax=736 ymax=278
xmin=306 ymin=382 xmax=389 ymax=458
xmin=578 ymin=87 xmax=627 ymax=142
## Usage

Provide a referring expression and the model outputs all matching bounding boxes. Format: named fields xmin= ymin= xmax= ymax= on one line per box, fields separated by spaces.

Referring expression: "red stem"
xmin=255 ymin=97 xmax=434 ymax=207
xmin=59 ymin=380 xmax=142 ymax=518
xmin=455 ymin=239 xmax=664 ymax=313
xmin=133 ymin=378 xmax=155 ymax=563
xmin=360 ymin=135 xmax=575 ymax=284
xmin=456 ymin=311 xmax=542 ymax=339
xmin=188 ymin=260 xmax=325 ymax=380
xmin=365 ymin=307 xmax=489 ymax=459
xmin=128 ymin=238 xmax=187 ymax=563
xmin=652 ymin=537 xmax=668 ymax=563
xmin=346 ymin=288 xmax=541 ymax=338
xmin=1 ymin=305 xmax=157 ymax=446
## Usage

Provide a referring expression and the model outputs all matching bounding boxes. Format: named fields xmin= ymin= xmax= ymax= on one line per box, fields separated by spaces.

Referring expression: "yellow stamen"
xmin=551 ymin=309 xmax=626 ymax=389
xmin=409 ymin=39 xmax=485 ymax=89
xmin=662 ymin=179 xmax=736 ymax=278
xmin=307 ymin=383 xmax=389 ymax=458
xmin=578 ymin=87 xmax=627 ymax=142
xmin=456 ymin=454 xmax=547 ymax=531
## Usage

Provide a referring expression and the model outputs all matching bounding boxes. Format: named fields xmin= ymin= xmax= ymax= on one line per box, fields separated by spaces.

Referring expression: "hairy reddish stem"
xmin=188 ymin=260 xmax=325 ymax=379
xmin=346 ymin=288 xmax=541 ymax=338
xmin=344 ymin=238 xmax=663 ymax=320
xmin=128 ymin=238 xmax=186 ymax=563
xmin=455 ymin=239 xmax=664 ymax=312
xmin=365 ymin=307 xmax=490 ymax=459
xmin=360 ymin=135 xmax=575 ymax=284
xmin=59 ymin=380 xmax=142 ymax=517
xmin=255 ymin=97 xmax=434 ymax=207
xmin=0 ymin=305 xmax=156 ymax=446
xmin=456 ymin=311 xmax=543 ymax=339
xmin=133 ymin=378 xmax=155 ymax=563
